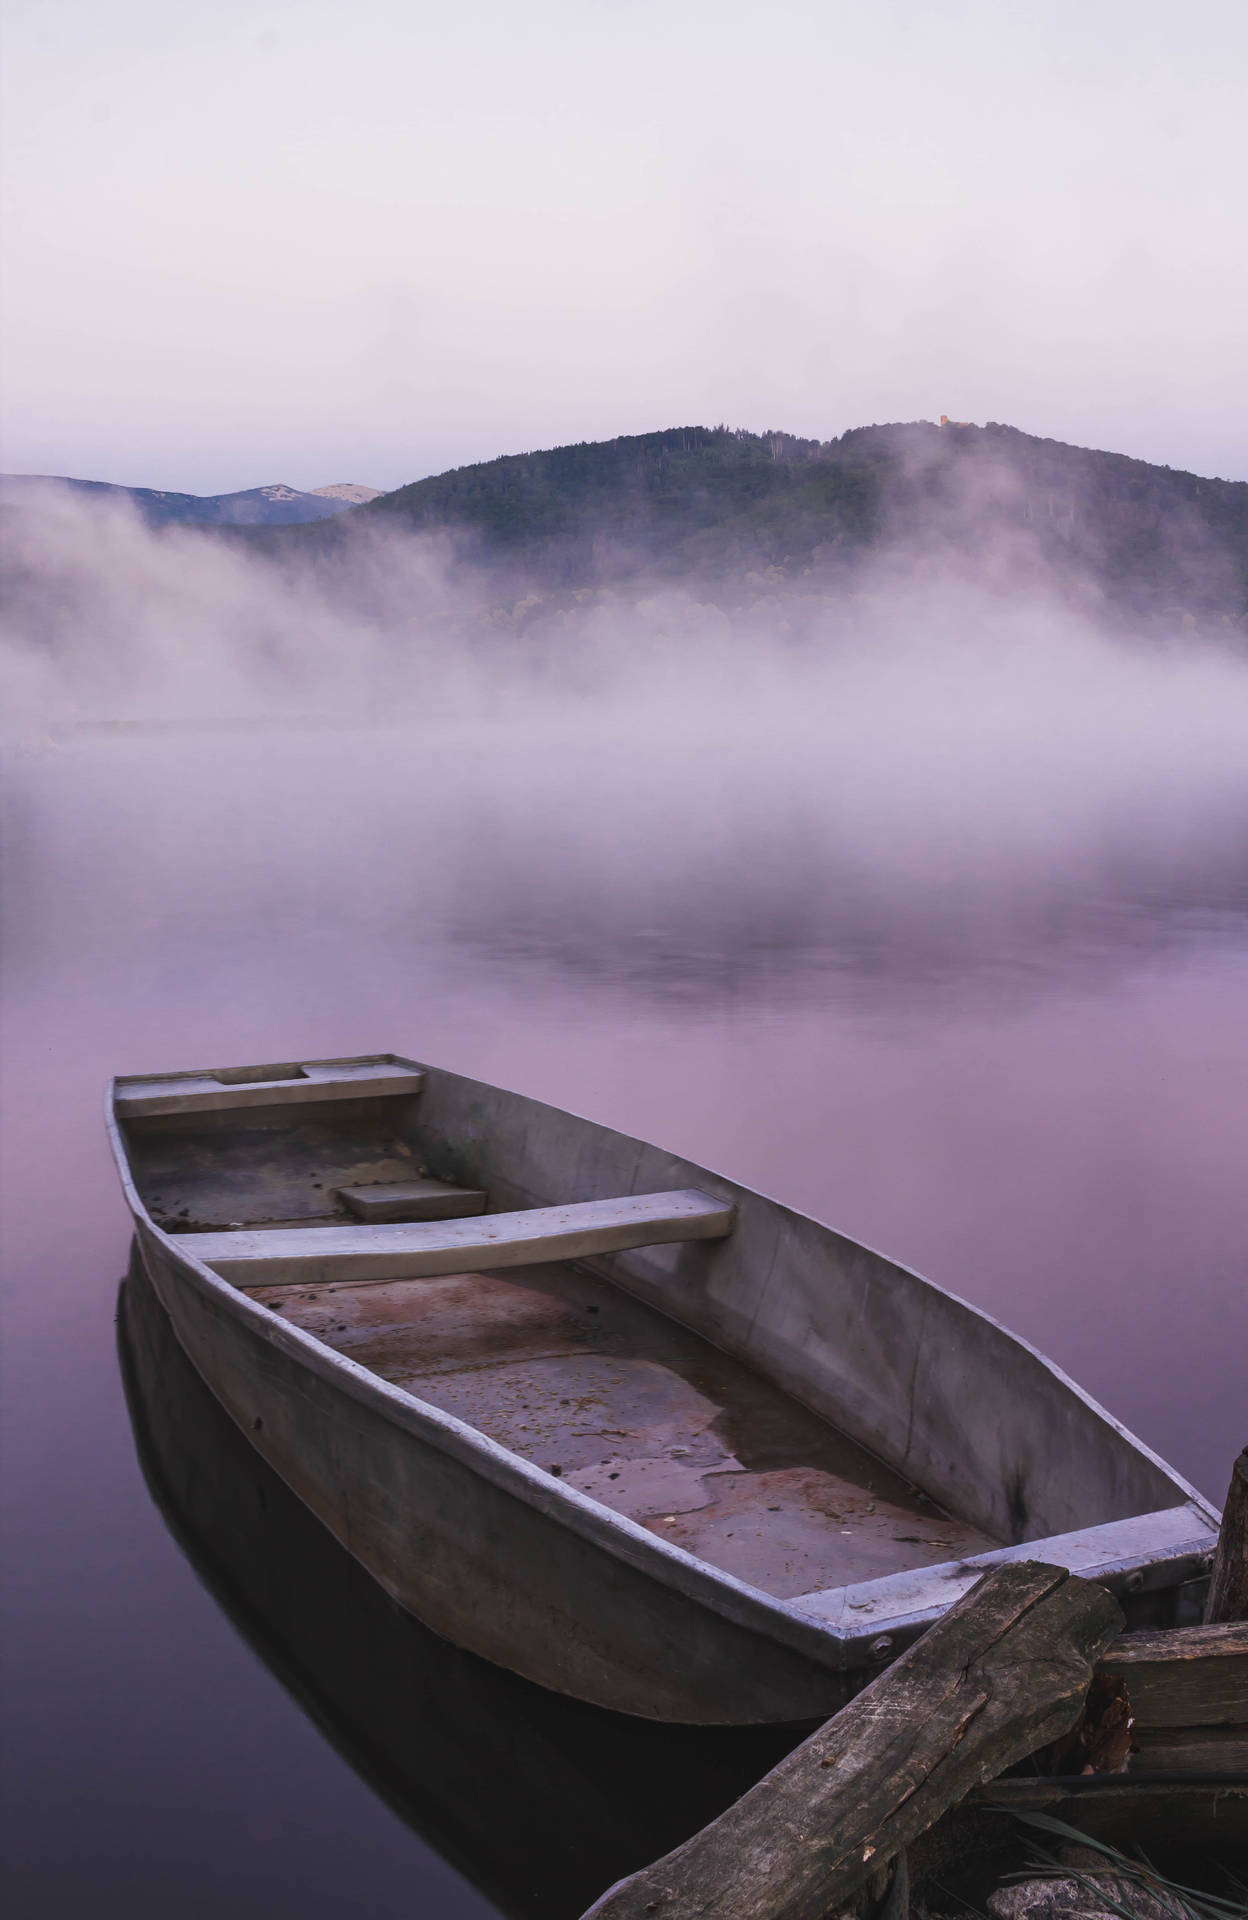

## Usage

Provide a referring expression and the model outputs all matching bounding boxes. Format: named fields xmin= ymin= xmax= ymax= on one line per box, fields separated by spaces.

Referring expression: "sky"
xmin=1 ymin=0 xmax=1245 ymax=495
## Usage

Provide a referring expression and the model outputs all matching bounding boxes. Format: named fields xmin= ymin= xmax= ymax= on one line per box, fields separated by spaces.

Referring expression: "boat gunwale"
xmin=113 ymin=1050 xmax=417 ymax=1087
xmin=104 ymin=1059 xmax=1217 ymax=1669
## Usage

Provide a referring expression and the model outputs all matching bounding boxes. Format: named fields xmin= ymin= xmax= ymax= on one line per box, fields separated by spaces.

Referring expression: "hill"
xmin=340 ymin=422 xmax=1247 ymax=629
xmin=0 ymin=474 xmax=379 ymax=527
xmin=8 ymin=426 xmax=1245 ymax=633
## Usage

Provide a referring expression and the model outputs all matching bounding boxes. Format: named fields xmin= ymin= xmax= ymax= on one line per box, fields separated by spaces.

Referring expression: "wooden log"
xmin=580 ymin=1562 xmax=1122 ymax=1920
xmin=1098 ymin=1620 xmax=1248 ymax=1726
xmin=1205 ymin=1446 xmax=1248 ymax=1624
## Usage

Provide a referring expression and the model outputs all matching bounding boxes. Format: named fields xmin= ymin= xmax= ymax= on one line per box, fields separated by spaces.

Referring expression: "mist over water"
xmin=3 ymin=494 xmax=1248 ymax=1914
xmin=7 ymin=489 xmax=1248 ymax=1035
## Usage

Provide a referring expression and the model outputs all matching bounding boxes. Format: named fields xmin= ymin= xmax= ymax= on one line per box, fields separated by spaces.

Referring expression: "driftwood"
xmin=580 ymin=1562 xmax=1122 ymax=1920
xmin=1205 ymin=1445 xmax=1248 ymax=1624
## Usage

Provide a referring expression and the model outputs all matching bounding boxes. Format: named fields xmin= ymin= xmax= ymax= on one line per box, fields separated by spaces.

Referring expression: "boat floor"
xmin=252 ymin=1259 xmax=998 ymax=1600
xmin=132 ymin=1118 xmax=417 ymax=1233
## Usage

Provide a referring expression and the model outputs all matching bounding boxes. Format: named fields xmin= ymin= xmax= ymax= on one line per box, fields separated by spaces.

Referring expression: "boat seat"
xmin=174 ymin=1189 xmax=735 ymax=1288
xmin=336 ymin=1178 xmax=487 ymax=1223
xmin=115 ymin=1056 xmax=425 ymax=1118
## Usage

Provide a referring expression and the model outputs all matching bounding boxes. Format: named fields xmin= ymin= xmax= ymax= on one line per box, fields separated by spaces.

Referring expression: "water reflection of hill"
xmin=118 ymin=1257 xmax=801 ymax=1920
xmin=446 ymin=844 xmax=1248 ymax=1012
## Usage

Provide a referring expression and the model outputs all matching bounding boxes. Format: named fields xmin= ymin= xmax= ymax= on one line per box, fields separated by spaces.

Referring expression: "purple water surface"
xmin=2 ymin=726 xmax=1246 ymax=1916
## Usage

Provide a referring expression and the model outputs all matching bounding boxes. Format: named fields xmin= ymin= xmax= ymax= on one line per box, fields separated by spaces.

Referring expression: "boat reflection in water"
xmin=117 ymin=1251 xmax=801 ymax=1919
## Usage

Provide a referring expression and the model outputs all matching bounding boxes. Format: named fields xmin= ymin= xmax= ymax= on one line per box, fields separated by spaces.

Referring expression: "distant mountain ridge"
xmin=7 ymin=424 xmax=1246 ymax=631
xmin=339 ymin=422 xmax=1246 ymax=629
xmin=0 ymin=473 xmax=380 ymax=527
xmin=309 ymin=483 xmax=381 ymax=506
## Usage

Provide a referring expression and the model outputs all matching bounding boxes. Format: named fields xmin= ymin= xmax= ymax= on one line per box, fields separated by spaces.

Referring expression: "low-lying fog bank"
xmin=3 ymin=487 xmax=1247 ymax=1010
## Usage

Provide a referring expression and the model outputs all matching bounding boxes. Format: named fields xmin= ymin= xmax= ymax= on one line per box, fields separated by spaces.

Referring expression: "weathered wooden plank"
xmin=1206 ymin=1446 xmax=1248 ymax=1624
xmin=957 ymin=1778 xmax=1248 ymax=1865
xmin=336 ymin=1179 xmax=487 ymax=1223
xmin=580 ymin=1563 xmax=1122 ymax=1920
xmin=1098 ymin=1620 xmax=1248 ymax=1725
xmin=178 ymin=1189 xmax=737 ymax=1287
xmin=1130 ymin=1722 xmax=1248 ymax=1772
xmin=116 ymin=1058 xmax=425 ymax=1117
xmin=970 ymin=1776 xmax=1248 ymax=1809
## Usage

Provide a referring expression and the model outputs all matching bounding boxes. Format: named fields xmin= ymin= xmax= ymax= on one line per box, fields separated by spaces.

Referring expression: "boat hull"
xmin=133 ymin=1218 xmax=857 ymax=1723
xmin=118 ymin=1250 xmax=806 ymax=1917
xmin=111 ymin=1056 xmax=1219 ymax=1724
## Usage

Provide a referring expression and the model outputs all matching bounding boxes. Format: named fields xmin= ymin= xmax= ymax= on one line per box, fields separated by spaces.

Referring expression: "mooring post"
xmin=1204 ymin=1445 xmax=1248 ymax=1625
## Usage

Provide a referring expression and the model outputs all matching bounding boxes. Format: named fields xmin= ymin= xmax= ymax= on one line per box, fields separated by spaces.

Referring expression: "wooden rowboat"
xmin=108 ymin=1052 xmax=1219 ymax=1724
xmin=117 ymin=1249 xmax=794 ymax=1919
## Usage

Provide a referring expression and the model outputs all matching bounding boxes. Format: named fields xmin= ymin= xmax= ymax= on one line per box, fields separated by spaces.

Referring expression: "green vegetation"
xmin=350 ymin=423 xmax=887 ymax=593
xmin=270 ymin=420 xmax=1248 ymax=633
xmin=347 ymin=421 xmax=1248 ymax=627
xmin=1008 ymin=1810 xmax=1248 ymax=1920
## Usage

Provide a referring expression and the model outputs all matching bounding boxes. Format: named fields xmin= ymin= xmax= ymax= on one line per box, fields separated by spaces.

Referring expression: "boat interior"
xmin=118 ymin=1055 xmax=1009 ymax=1600
xmin=117 ymin=1253 xmax=807 ymax=1919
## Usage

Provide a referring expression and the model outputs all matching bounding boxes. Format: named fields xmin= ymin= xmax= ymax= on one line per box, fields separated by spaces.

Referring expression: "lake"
xmin=2 ymin=708 xmax=1246 ymax=1917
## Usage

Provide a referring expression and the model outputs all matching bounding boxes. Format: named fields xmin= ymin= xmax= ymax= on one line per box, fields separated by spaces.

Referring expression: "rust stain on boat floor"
xmin=254 ymin=1260 xmax=997 ymax=1598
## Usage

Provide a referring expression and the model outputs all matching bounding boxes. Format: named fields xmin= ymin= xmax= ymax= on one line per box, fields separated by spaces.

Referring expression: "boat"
xmin=117 ymin=1249 xmax=798 ymax=1919
xmin=107 ymin=1052 xmax=1220 ymax=1724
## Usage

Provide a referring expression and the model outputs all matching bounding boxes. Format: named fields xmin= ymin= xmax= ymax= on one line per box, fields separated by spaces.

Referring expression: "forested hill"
xmin=342 ymin=422 xmax=1247 ymax=629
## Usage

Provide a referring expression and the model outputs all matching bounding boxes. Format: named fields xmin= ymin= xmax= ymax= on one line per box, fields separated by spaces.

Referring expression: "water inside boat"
xmin=125 ymin=1101 xmax=999 ymax=1599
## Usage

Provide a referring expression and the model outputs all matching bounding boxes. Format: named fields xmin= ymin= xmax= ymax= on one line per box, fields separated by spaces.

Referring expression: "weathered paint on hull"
xmin=112 ymin=1057 xmax=1219 ymax=1724
xmin=118 ymin=1254 xmax=808 ymax=1919
xmin=134 ymin=1220 xmax=857 ymax=1723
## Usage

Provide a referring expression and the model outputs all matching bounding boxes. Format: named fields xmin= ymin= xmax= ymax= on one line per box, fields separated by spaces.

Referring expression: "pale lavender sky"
xmin=2 ymin=0 xmax=1244 ymax=494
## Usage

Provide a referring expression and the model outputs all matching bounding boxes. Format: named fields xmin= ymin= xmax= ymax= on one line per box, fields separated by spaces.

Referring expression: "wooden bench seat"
xmin=116 ymin=1056 xmax=425 ymax=1117
xmin=175 ymin=1189 xmax=735 ymax=1288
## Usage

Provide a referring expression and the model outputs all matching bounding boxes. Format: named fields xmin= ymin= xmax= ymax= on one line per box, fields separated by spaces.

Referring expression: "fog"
xmin=3 ymin=492 xmax=1247 ymax=1920
xmin=5 ymin=488 xmax=1248 ymax=1010
xmin=4 ymin=486 xmax=1248 ymax=1491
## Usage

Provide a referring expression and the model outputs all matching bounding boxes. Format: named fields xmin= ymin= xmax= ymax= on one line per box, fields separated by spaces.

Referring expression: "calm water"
xmin=3 ymin=723 xmax=1247 ymax=1916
